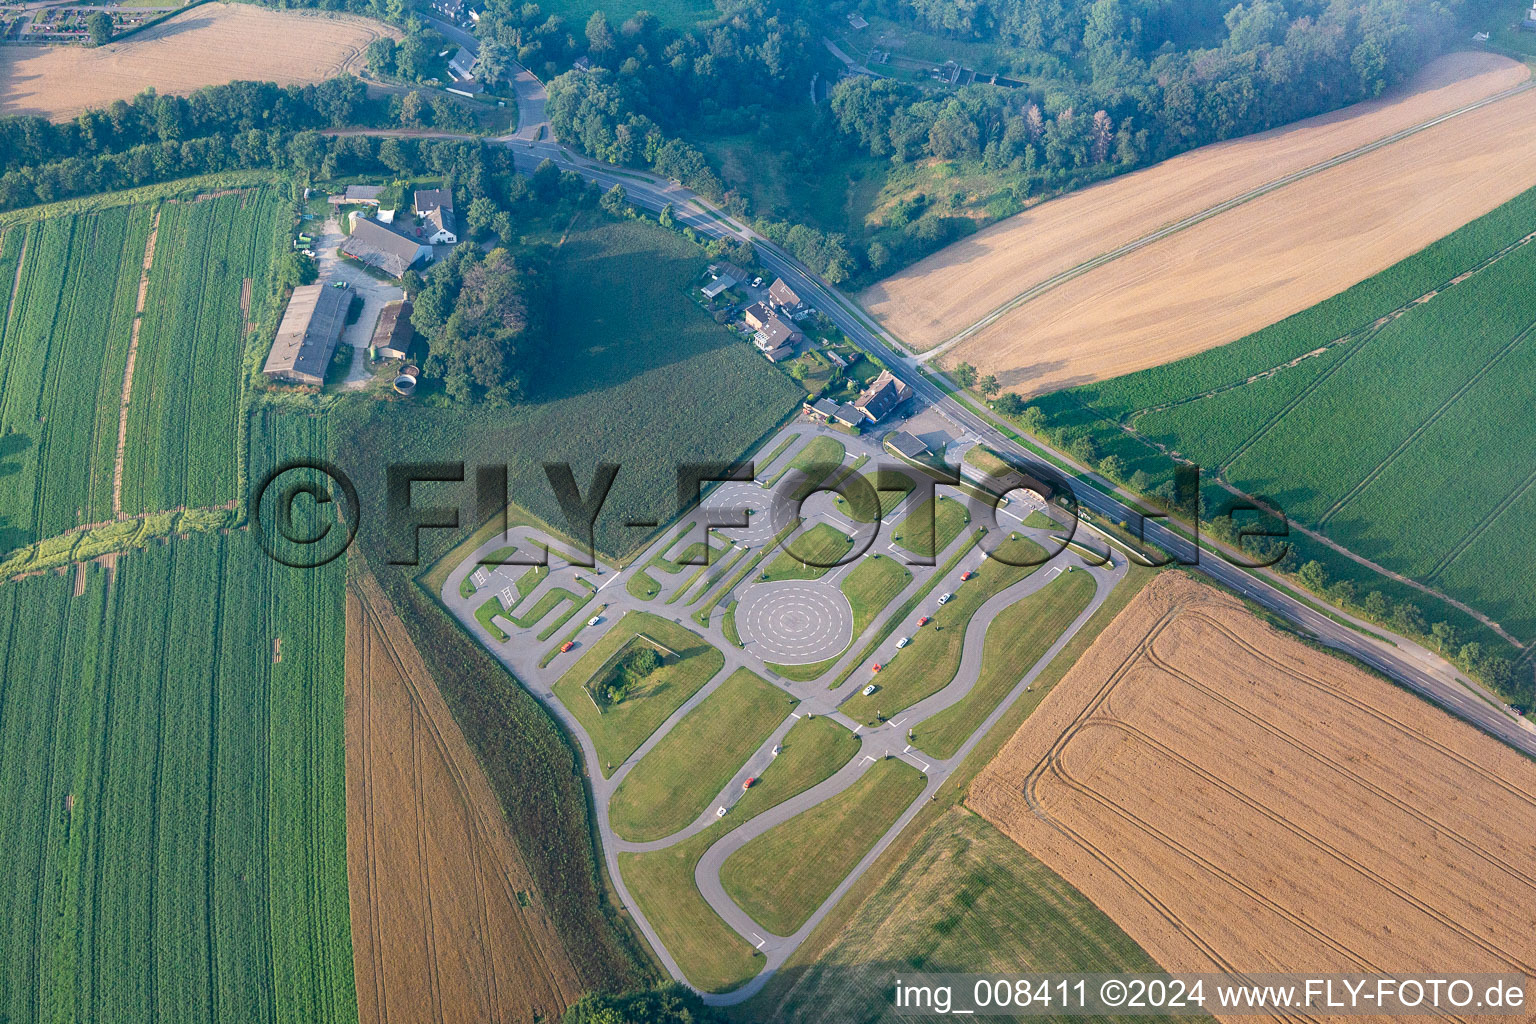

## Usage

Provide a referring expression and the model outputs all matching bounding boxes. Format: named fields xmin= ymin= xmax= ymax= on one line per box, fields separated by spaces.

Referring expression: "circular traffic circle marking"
xmin=737 ymin=580 xmax=853 ymax=664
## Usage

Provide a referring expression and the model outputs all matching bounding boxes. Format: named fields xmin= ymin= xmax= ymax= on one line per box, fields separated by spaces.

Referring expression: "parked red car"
xmin=917 ymin=616 xmax=930 ymax=627
xmin=960 ymin=570 xmax=975 ymax=581
xmin=743 ymin=777 xmax=756 ymax=790
xmin=560 ymin=641 xmax=575 ymax=653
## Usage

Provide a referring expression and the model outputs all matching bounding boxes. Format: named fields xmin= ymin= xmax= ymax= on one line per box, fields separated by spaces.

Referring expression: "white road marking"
xmin=904 ymin=753 xmax=931 ymax=772
xmin=751 ymin=933 xmax=766 ymax=949
xmin=1044 ymin=566 xmax=1062 ymax=582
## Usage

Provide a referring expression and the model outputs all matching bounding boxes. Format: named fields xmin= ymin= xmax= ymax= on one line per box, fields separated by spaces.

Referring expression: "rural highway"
xmin=490 ymin=122 xmax=1536 ymax=757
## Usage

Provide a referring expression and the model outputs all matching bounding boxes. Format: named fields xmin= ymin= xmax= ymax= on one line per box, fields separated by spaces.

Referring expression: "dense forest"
xmin=532 ymin=0 xmax=1465 ymax=280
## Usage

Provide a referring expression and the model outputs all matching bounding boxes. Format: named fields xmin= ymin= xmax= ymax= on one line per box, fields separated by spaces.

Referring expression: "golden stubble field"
xmin=0 ymin=3 xmax=396 ymax=121
xmin=345 ymin=572 xmax=583 ymax=1024
xmin=970 ymin=573 xmax=1536 ymax=1024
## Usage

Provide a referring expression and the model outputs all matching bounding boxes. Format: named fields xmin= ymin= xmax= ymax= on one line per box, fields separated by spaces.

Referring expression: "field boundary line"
xmin=916 ymin=78 xmax=1536 ymax=362
xmin=112 ymin=206 xmax=159 ymax=519
xmin=1318 ymin=319 xmax=1536 ymax=526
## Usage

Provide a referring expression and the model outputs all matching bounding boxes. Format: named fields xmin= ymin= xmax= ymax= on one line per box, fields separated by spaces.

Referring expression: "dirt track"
xmin=856 ymin=51 xmax=1530 ymax=370
xmin=970 ymin=574 xmax=1536 ymax=1024
xmin=0 ymin=3 xmax=395 ymax=121
xmin=345 ymin=571 xmax=582 ymax=1024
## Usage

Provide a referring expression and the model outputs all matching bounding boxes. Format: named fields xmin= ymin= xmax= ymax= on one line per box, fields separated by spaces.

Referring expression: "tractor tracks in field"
xmin=111 ymin=207 xmax=158 ymax=520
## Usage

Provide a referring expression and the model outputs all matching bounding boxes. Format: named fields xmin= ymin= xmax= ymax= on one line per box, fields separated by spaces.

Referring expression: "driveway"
xmin=311 ymin=214 xmax=405 ymax=388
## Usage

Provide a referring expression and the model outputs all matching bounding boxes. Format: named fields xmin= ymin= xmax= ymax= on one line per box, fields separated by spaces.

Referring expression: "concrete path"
xmin=438 ymin=420 xmax=1124 ymax=1004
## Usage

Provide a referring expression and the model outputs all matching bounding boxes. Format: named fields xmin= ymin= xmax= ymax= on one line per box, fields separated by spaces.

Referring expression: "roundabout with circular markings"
xmin=702 ymin=485 xmax=780 ymax=548
xmin=737 ymin=580 xmax=854 ymax=664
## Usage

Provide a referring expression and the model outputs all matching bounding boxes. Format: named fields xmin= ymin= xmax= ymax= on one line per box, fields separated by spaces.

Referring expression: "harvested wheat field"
xmin=0 ymin=3 xmax=394 ymax=120
xmin=938 ymin=79 xmax=1536 ymax=397
xmin=859 ymin=50 xmax=1528 ymax=353
xmin=346 ymin=572 xmax=583 ymax=1024
xmin=970 ymin=573 xmax=1536 ymax=1024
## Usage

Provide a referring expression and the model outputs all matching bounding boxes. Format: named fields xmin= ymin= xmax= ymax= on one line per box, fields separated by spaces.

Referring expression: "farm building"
xmin=263 ymin=283 xmax=349 ymax=385
xmin=803 ymin=397 xmax=863 ymax=427
xmin=342 ymin=218 xmax=432 ymax=278
xmin=414 ymin=189 xmax=458 ymax=244
xmin=852 ymin=369 xmax=913 ymax=424
xmin=701 ymin=271 xmax=737 ymax=300
xmin=768 ymin=278 xmax=803 ymax=311
xmin=328 ymin=184 xmax=384 ymax=207
xmin=370 ymin=299 xmax=414 ymax=359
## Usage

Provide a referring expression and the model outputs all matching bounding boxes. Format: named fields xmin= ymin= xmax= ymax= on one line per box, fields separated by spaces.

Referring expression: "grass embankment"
xmin=616 ymin=715 xmax=859 ymax=992
xmin=762 ymin=807 xmax=1203 ymax=1024
xmin=720 ymin=757 xmax=927 ymax=936
xmin=609 ymin=669 xmax=796 ymax=842
xmin=552 ymin=612 xmax=724 ymax=776
xmin=891 ymin=496 xmax=969 ymax=558
xmin=761 ymin=522 xmax=854 ymax=582
xmin=766 ymin=435 xmax=846 ymax=497
xmin=841 ymin=533 xmax=1045 ymax=724
xmin=914 ymin=567 xmax=1097 ymax=757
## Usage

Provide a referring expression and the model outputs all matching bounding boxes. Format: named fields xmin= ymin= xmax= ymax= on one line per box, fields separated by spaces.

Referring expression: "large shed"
xmin=342 ymin=218 xmax=432 ymax=278
xmin=263 ymin=283 xmax=349 ymax=385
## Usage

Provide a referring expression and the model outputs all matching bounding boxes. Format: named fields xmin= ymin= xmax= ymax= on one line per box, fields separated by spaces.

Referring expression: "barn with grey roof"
xmin=263 ymin=283 xmax=349 ymax=385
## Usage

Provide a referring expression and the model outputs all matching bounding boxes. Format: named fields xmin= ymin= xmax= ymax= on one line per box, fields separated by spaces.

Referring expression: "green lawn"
xmin=762 ymin=523 xmax=854 ymax=582
xmin=609 ymin=669 xmax=796 ymax=842
xmin=831 ymin=468 xmax=917 ymax=523
xmin=769 ymin=435 xmax=846 ymax=499
xmin=626 ymin=569 xmax=661 ymax=600
xmin=1020 ymin=510 xmax=1058 ymax=529
xmin=760 ymin=807 xmax=1200 ymax=1024
xmin=552 ymin=612 xmax=724 ymax=776
xmin=842 ymin=533 xmax=1046 ymax=723
xmin=475 ymin=596 xmax=510 ymax=641
xmin=914 ymin=568 xmax=1097 ymax=758
xmin=891 ymin=496 xmax=969 ymax=558
xmin=615 ymin=714 xmax=858 ymax=992
xmin=720 ymin=757 xmax=926 ymax=936
xmin=619 ymin=825 xmax=762 ymax=994
xmin=842 ymin=553 xmax=913 ymax=633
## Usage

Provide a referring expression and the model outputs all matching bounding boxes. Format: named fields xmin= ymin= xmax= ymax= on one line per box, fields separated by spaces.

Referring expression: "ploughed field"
xmin=0 ymin=4 xmax=395 ymax=120
xmin=345 ymin=572 xmax=584 ymax=1024
xmin=856 ymin=51 xmax=1536 ymax=398
xmin=970 ymin=574 xmax=1536 ymax=1023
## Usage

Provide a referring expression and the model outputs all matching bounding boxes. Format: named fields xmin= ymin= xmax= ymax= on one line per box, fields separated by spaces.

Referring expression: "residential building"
xmin=448 ymin=47 xmax=475 ymax=79
xmin=370 ymin=299 xmax=414 ymax=360
xmin=742 ymin=302 xmax=774 ymax=331
xmin=753 ymin=316 xmax=802 ymax=354
xmin=768 ymin=278 xmax=803 ymax=311
xmin=415 ymin=189 xmax=458 ymax=244
xmin=852 ymin=368 xmax=913 ymax=423
xmin=342 ymin=218 xmax=432 ymax=278
xmin=263 ymin=283 xmax=349 ymax=385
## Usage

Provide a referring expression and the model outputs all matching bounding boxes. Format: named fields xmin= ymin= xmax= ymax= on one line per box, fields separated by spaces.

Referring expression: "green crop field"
xmin=761 ymin=808 xmax=1197 ymax=1024
xmin=336 ymin=213 xmax=799 ymax=563
xmin=609 ymin=668 xmax=795 ymax=842
xmin=0 ymin=206 xmax=149 ymax=547
xmin=552 ymin=611 xmax=725 ymax=775
xmin=915 ymin=568 xmax=1097 ymax=758
xmin=1031 ymin=187 xmax=1536 ymax=651
xmin=122 ymin=189 xmax=286 ymax=517
xmin=842 ymin=534 xmax=1046 ymax=724
xmin=0 ymin=532 xmax=354 ymax=1024
xmin=720 ymin=757 xmax=926 ymax=936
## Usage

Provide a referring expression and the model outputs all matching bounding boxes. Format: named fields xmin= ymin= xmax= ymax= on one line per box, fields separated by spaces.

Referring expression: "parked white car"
xmin=587 ymin=615 xmax=601 ymax=627
xmin=861 ymin=684 xmax=877 ymax=696
xmin=896 ymin=636 xmax=910 ymax=649
xmin=938 ymin=592 xmax=953 ymax=605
